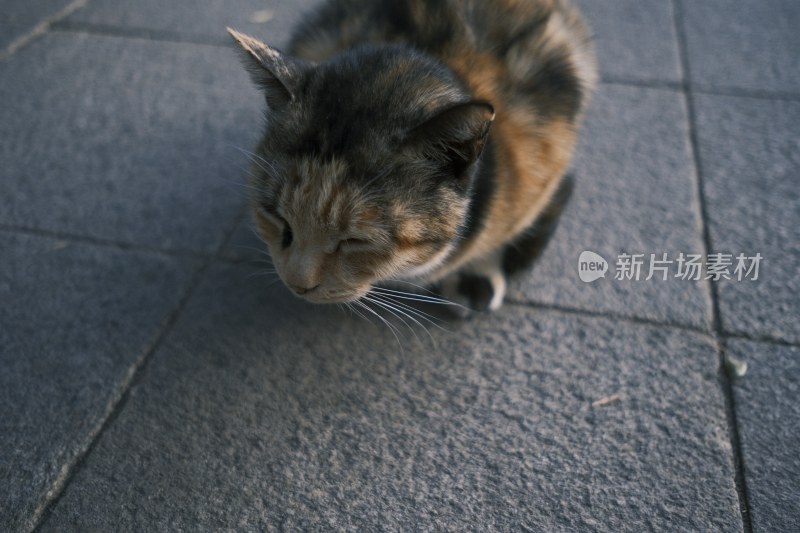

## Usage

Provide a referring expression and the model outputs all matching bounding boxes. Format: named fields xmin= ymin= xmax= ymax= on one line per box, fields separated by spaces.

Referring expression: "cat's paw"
xmin=438 ymin=268 xmax=507 ymax=316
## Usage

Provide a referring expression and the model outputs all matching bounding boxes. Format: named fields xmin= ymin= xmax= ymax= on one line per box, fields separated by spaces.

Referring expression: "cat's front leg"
xmin=437 ymin=250 xmax=507 ymax=315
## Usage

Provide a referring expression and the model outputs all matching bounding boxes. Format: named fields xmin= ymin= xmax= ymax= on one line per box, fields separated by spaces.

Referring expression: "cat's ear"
xmin=227 ymin=28 xmax=312 ymax=110
xmin=407 ymin=101 xmax=495 ymax=178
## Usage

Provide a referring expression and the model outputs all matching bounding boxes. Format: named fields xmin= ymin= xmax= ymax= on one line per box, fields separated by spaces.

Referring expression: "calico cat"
xmin=229 ymin=0 xmax=595 ymax=311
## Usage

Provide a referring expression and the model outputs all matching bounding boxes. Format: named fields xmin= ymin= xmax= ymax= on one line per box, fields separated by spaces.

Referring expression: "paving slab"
xmin=65 ymin=0 xmax=309 ymax=47
xmin=681 ymin=0 xmax=800 ymax=94
xmin=0 ymin=0 xmax=73 ymax=50
xmin=575 ymin=0 xmax=681 ymax=84
xmin=0 ymin=31 xmax=260 ymax=253
xmin=0 ymin=231 xmax=197 ymax=532
xmin=41 ymin=261 xmax=741 ymax=531
xmin=692 ymin=94 xmax=800 ymax=343
xmin=507 ymin=83 xmax=711 ymax=330
xmin=728 ymin=340 xmax=800 ymax=532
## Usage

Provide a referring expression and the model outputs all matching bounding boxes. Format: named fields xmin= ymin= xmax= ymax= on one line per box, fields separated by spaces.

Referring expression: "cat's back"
xmin=289 ymin=0 xmax=596 ymax=118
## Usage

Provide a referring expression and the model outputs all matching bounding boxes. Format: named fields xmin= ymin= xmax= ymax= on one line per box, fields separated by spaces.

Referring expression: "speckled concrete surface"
xmin=2 ymin=0 xmax=797 ymax=531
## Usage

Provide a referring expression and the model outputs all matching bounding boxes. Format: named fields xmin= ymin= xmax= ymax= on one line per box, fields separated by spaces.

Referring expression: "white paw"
xmin=487 ymin=270 xmax=506 ymax=311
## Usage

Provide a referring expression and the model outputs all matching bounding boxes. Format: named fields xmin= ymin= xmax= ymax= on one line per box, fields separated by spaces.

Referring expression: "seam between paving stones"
xmin=0 ymin=224 xmax=216 ymax=261
xmin=672 ymin=1 xmax=753 ymax=531
xmin=691 ymin=85 xmax=800 ymax=103
xmin=506 ymin=297 xmax=711 ymax=336
xmin=50 ymin=20 xmax=230 ymax=47
xmin=28 ymin=205 xmax=244 ymax=533
xmin=0 ymin=212 xmax=256 ymax=265
xmin=601 ymin=76 xmax=683 ymax=93
xmin=0 ymin=0 xmax=92 ymax=61
xmin=24 ymin=264 xmax=209 ymax=531
xmin=601 ymin=76 xmax=800 ymax=102
xmin=724 ymin=332 xmax=800 ymax=350
xmin=508 ymin=300 xmax=800 ymax=351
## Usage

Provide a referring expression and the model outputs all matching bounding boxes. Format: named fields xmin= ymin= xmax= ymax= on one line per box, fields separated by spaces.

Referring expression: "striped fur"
xmin=230 ymin=0 xmax=595 ymax=308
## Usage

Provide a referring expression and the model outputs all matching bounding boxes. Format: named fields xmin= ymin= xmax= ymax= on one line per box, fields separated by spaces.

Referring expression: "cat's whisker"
xmin=262 ymin=277 xmax=284 ymax=289
xmin=250 ymin=254 xmax=274 ymax=265
xmin=342 ymin=301 xmax=371 ymax=323
xmin=376 ymin=293 xmax=440 ymax=330
xmin=372 ymin=286 xmax=465 ymax=309
xmin=363 ymin=294 xmax=426 ymax=346
xmin=246 ymin=270 xmax=279 ymax=281
xmin=236 ymin=174 xmax=277 ymax=200
xmin=241 ymin=169 xmax=274 ymax=190
xmin=219 ymin=172 xmax=262 ymax=200
xmin=383 ymin=279 xmax=445 ymax=297
xmin=370 ymin=297 xmax=449 ymax=347
xmin=233 ymin=146 xmax=280 ymax=178
xmin=371 ymin=288 xmax=447 ymax=317
xmin=233 ymin=243 xmax=274 ymax=261
xmin=367 ymin=293 xmax=438 ymax=345
xmin=245 ymin=224 xmax=273 ymax=248
xmin=369 ymin=292 xmax=451 ymax=334
xmin=355 ymin=300 xmax=405 ymax=353
xmin=221 ymin=144 xmax=270 ymax=176
xmin=233 ymin=241 xmax=268 ymax=252
xmin=245 ymin=258 xmax=275 ymax=269
xmin=362 ymin=294 xmax=421 ymax=341
xmin=225 ymin=156 xmax=264 ymax=183
xmin=249 ymin=152 xmax=279 ymax=174
xmin=354 ymin=307 xmax=373 ymax=324
xmin=372 ymin=287 xmax=453 ymax=304
xmin=241 ymin=155 xmax=273 ymax=178
xmin=232 ymin=145 xmax=274 ymax=168
xmin=253 ymin=273 xmax=279 ymax=281
xmin=388 ymin=300 xmax=448 ymax=329
xmin=249 ymin=261 xmax=275 ymax=270
xmin=233 ymin=177 xmax=270 ymax=197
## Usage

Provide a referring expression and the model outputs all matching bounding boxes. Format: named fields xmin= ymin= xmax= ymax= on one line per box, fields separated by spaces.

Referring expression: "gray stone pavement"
xmin=1 ymin=0 xmax=797 ymax=531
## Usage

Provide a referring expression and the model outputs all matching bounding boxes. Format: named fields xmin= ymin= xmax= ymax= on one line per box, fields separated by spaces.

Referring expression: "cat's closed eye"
xmin=281 ymin=223 xmax=293 ymax=248
xmin=259 ymin=207 xmax=293 ymax=248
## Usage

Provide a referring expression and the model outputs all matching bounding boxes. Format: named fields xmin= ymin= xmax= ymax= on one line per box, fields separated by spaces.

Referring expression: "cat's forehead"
xmin=279 ymin=156 xmax=383 ymax=230
xmin=261 ymin=47 xmax=472 ymax=167
xmin=301 ymin=47 xmax=468 ymax=128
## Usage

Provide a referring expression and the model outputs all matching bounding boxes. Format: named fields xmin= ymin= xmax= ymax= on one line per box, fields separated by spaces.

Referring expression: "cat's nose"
xmin=289 ymin=283 xmax=320 ymax=295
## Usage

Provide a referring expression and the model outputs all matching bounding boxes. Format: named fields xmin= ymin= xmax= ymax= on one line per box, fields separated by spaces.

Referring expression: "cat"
xmin=228 ymin=0 xmax=596 ymax=312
